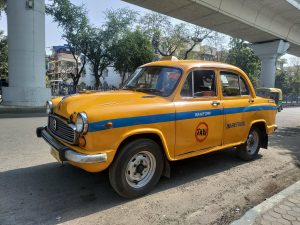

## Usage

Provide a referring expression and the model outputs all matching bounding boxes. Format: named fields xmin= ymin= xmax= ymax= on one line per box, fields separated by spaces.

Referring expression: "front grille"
xmin=48 ymin=115 xmax=76 ymax=144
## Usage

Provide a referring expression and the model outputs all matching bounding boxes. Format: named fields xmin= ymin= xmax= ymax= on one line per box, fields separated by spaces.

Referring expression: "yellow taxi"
xmin=37 ymin=59 xmax=277 ymax=198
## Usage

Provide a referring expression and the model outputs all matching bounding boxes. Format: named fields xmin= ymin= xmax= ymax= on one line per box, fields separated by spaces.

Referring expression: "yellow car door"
xmin=220 ymin=70 xmax=253 ymax=145
xmin=174 ymin=69 xmax=223 ymax=156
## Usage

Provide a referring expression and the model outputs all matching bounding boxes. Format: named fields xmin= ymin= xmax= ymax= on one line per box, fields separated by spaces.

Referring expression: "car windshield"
xmin=123 ymin=66 xmax=182 ymax=97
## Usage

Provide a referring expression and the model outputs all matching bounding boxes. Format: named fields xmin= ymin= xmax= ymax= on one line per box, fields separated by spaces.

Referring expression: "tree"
xmin=85 ymin=9 xmax=137 ymax=89
xmin=46 ymin=0 xmax=89 ymax=92
xmin=0 ymin=0 xmax=5 ymax=18
xmin=113 ymin=30 xmax=155 ymax=85
xmin=139 ymin=12 xmax=213 ymax=59
xmin=0 ymin=31 xmax=8 ymax=80
xmin=286 ymin=58 xmax=300 ymax=98
xmin=226 ymin=38 xmax=260 ymax=87
xmin=275 ymin=69 xmax=289 ymax=95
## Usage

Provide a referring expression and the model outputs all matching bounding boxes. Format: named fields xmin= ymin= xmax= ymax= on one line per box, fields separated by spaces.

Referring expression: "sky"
xmin=0 ymin=0 xmax=152 ymax=52
xmin=0 ymin=0 xmax=299 ymax=64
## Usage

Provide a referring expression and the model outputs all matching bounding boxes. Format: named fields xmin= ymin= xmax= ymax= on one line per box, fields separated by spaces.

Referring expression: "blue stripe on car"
xmin=88 ymin=105 xmax=277 ymax=132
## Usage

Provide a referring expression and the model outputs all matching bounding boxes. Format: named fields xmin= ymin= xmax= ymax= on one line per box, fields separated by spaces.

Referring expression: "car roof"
xmin=142 ymin=60 xmax=243 ymax=72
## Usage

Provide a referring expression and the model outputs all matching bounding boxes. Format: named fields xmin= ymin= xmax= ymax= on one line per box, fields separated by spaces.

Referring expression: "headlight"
xmin=46 ymin=100 xmax=53 ymax=114
xmin=75 ymin=112 xmax=88 ymax=134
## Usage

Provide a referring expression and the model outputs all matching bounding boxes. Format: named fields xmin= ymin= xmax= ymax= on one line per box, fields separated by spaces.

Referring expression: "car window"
xmin=220 ymin=72 xmax=240 ymax=96
xmin=221 ymin=72 xmax=250 ymax=97
xmin=181 ymin=70 xmax=217 ymax=97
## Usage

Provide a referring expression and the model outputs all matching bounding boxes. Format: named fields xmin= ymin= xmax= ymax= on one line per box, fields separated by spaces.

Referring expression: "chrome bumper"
xmin=36 ymin=127 xmax=107 ymax=164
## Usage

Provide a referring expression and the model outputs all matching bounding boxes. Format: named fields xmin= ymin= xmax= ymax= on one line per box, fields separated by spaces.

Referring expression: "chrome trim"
xmin=39 ymin=127 xmax=107 ymax=164
xmin=65 ymin=150 xmax=107 ymax=164
xmin=46 ymin=100 xmax=53 ymax=114
xmin=76 ymin=112 xmax=89 ymax=134
xmin=48 ymin=114 xmax=78 ymax=144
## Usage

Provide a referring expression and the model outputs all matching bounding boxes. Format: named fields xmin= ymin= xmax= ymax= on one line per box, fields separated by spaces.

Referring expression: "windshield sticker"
xmin=195 ymin=122 xmax=209 ymax=142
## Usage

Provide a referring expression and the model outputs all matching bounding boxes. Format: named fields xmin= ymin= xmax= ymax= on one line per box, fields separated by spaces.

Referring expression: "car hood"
xmin=53 ymin=90 xmax=173 ymax=121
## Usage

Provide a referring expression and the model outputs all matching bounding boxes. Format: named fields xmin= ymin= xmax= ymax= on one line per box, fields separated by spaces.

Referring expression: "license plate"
xmin=50 ymin=148 xmax=62 ymax=163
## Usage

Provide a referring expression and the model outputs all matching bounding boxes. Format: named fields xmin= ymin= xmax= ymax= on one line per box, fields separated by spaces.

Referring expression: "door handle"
xmin=211 ymin=101 xmax=220 ymax=106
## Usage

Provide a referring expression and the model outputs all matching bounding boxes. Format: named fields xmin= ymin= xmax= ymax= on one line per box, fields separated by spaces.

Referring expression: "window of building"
xmin=181 ymin=70 xmax=217 ymax=97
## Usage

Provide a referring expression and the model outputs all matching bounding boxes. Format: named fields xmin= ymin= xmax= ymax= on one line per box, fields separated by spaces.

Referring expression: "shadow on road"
xmin=269 ymin=126 xmax=300 ymax=168
xmin=0 ymin=149 xmax=254 ymax=225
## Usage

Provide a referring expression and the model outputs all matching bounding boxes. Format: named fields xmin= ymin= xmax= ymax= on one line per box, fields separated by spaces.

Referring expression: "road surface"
xmin=0 ymin=108 xmax=299 ymax=225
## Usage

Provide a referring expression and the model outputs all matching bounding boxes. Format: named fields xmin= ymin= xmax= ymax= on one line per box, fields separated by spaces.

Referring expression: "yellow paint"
xmin=46 ymin=60 xmax=277 ymax=173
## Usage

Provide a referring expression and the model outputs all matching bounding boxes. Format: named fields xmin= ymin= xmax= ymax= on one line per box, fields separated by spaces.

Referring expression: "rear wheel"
xmin=109 ymin=138 xmax=164 ymax=198
xmin=237 ymin=127 xmax=261 ymax=161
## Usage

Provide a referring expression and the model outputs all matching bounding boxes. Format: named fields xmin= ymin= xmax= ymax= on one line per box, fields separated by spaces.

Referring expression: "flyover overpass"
xmin=123 ymin=0 xmax=300 ymax=56
xmin=124 ymin=0 xmax=300 ymax=87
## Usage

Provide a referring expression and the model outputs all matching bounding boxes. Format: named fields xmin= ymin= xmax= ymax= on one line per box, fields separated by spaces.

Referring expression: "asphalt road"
xmin=0 ymin=108 xmax=300 ymax=225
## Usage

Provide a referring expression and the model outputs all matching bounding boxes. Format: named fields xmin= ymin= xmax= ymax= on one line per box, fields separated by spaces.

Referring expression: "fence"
xmin=283 ymin=96 xmax=300 ymax=107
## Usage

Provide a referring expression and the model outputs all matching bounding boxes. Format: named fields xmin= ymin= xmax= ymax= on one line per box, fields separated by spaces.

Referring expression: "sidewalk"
xmin=0 ymin=105 xmax=46 ymax=118
xmin=231 ymin=181 xmax=300 ymax=225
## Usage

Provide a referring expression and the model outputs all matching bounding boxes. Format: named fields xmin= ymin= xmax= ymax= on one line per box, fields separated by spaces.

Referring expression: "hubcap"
xmin=246 ymin=130 xmax=259 ymax=155
xmin=125 ymin=151 xmax=156 ymax=188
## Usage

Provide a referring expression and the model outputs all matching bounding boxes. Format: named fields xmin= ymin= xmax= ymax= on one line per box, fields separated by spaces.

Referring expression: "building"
xmin=47 ymin=44 xmax=123 ymax=95
xmin=47 ymin=45 xmax=81 ymax=95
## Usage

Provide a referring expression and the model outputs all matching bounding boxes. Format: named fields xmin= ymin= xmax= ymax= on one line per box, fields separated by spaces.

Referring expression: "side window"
xmin=220 ymin=72 xmax=250 ymax=97
xmin=239 ymin=76 xmax=250 ymax=95
xmin=181 ymin=70 xmax=217 ymax=97
xmin=220 ymin=72 xmax=240 ymax=96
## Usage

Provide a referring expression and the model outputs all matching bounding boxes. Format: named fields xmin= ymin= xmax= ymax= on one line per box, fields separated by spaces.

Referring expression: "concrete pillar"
xmin=2 ymin=0 xmax=50 ymax=107
xmin=252 ymin=40 xmax=290 ymax=88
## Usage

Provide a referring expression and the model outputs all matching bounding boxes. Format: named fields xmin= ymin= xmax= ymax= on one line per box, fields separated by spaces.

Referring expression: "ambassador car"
xmin=37 ymin=59 xmax=277 ymax=198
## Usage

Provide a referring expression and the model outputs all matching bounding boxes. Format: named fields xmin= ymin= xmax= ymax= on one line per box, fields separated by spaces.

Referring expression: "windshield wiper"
xmin=122 ymin=85 xmax=136 ymax=90
xmin=135 ymin=88 xmax=163 ymax=96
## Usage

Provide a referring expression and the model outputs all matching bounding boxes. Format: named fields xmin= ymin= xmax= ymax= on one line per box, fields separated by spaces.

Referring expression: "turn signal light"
xmin=79 ymin=136 xmax=86 ymax=147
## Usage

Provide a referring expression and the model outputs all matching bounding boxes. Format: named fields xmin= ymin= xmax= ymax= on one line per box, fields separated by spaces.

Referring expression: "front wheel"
xmin=237 ymin=127 xmax=261 ymax=161
xmin=109 ymin=138 xmax=164 ymax=198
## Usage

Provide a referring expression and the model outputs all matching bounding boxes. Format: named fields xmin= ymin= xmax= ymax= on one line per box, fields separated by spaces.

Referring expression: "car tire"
xmin=237 ymin=127 xmax=261 ymax=161
xmin=109 ymin=138 xmax=164 ymax=198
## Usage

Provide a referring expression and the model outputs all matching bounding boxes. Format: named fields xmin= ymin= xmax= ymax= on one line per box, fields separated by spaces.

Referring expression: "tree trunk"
xmin=72 ymin=77 xmax=79 ymax=94
xmin=121 ymin=71 xmax=126 ymax=86
xmin=93 ymin=64 xmax=100 ymax=89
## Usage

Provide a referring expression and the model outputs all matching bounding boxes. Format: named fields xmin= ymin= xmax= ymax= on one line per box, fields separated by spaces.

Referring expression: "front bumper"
xmin=36 ymin=127 xmax=107 ymax=164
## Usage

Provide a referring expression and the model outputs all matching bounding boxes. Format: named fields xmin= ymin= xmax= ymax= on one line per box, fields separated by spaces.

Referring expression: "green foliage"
xmin=0 ymin=0 xmax=5 ymax=18
xmin=275 ymin=69 xmax=289 ymax=94
xmin=226 ymin=38 xmax=260 ymax=87
xmin=46 ymin=0 xmax=89 ymax=90
xmin=285 ymin=63 xmax=300 ymax=96
xmin=139 ymin=12 xmax=212 ymax=59
xmin=275 ymin=58 xmax=300 ymax=97
xmin=113 ymin=30 xmax=155 ymax=85
xmin=0 ymin=31 xmax=8 ymax=80
xmin=85 ymin=8 xmax=138 ymax=89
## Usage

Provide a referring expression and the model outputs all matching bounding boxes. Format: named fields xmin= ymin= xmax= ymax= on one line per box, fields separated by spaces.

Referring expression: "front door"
xmin=175 ymin=69 xmax=223 ymax=156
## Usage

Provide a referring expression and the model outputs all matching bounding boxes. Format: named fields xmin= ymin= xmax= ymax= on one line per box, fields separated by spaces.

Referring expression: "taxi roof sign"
xmin=160 ymin=56 xmax=178 ymax=61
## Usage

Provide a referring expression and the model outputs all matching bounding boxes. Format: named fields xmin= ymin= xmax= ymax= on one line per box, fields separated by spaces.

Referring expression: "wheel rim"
xmin=125 ymin=151 xmax=156 ymax=189
xmin=246 ymin=130 xmax=259 ymax=155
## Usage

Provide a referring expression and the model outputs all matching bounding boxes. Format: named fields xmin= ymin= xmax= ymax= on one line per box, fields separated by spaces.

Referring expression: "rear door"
xmin=220 ymin=70 xmax=252 ymax=145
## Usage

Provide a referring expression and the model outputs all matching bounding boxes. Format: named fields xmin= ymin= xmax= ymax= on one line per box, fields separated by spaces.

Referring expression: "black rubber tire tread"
xmin=237 ymin=127 xmax=262 ymax=161
xmin=109 ymin=138 xmax=164 ymax=198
